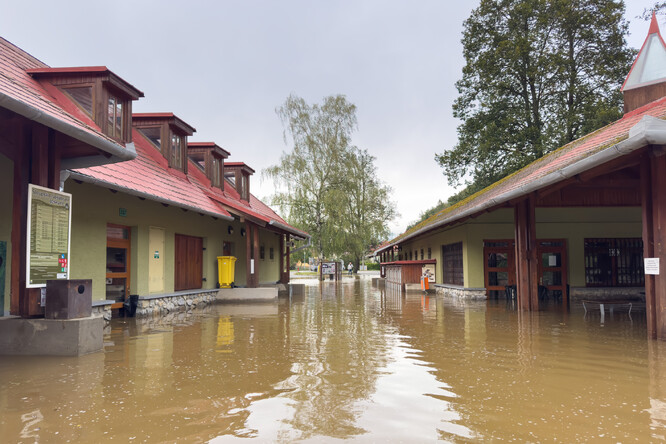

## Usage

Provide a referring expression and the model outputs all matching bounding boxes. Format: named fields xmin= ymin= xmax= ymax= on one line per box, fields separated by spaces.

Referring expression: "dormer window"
xmin=107 ymin=95 xmax=124 ymax=139
xmin=26 ymin=67 xmax=143 ymax=144
xmin=133 ymin=113 xmax=196 ymax=174
xmin=211 ymin=156 xmax=222 ymax=188
xmin=171 ymin=133 xmax=184 ymax=170
xmin=224 ymin=162 xmax=254 ymax=202
xmin=187 ymin=142 xmax=230 ymax=190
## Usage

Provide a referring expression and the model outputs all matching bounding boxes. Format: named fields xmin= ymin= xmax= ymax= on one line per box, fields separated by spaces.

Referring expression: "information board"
xmin=26 ymin=184 xmax=72 ymax=287
xmin=422 ymin=263 xmax=436 ymax=283
xmin=321 ymin=262 xmax=336 ymax=275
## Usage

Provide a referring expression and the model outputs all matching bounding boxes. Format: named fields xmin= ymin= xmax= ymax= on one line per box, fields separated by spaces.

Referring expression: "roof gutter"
xmin=68 ymin=171 xmax=234 ymax=221
xmin=377 ymin=115 xmax=666 ymax=254
xmin=268 ymin=220 xmax=309 ymax=240
xmin=0 ymin=91 xmax=136 ymax=163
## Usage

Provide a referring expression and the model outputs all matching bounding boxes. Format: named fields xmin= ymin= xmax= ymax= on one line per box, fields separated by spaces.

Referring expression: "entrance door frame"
xmin=483 ymin=239 xmax=516 ymax=297
xmin=537 ymin=239 xmax=568 ymax=309
xmin=106 ymin=223 xmax=131 ymax=310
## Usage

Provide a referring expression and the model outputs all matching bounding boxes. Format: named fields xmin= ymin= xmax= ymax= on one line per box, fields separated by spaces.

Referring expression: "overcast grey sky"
xmin=1 ymin=0 xmax=655 ymax=235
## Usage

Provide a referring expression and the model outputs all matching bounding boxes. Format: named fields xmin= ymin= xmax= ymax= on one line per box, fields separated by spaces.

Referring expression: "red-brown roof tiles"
xmin=71 ymin=128 xmax=232 ymax=219
xmin=382 ymin=97 xmax=666 ymax=250
xmin=0 ymin=38 xmax=132 ymax=158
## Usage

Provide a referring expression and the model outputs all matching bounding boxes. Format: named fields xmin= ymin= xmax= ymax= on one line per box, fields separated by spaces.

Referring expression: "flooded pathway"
xmin=1 ymin=277 xmax=666 ymax=442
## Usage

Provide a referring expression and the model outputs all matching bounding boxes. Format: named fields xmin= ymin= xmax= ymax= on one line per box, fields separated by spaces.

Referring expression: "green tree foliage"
xmin=436 ymin=0 xmax=635 ymax=199
xmin=265 ymin=94 xmax=396 ymax=264
xmin=336 ymin=148 xmax=396 ymax=271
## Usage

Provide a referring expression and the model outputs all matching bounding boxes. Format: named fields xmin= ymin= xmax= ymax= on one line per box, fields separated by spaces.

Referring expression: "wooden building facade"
xmin=376 ymin=14 xmax=666 ymax=340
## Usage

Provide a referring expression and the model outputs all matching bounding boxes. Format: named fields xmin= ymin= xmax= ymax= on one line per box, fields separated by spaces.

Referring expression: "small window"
xmin=171 ymin=133 xmax=183 ymax=169
xmin=269 ymin=247 xmax=274 ymax=260
xmin=240 ymin=174 xmax=249 ymax=200
xmin=107 ymin=95 xmax=123 ymax=138
xmin=260 ymin=245 xmax=265 ymax=260
xmin=427 ymin=248 xmax=431 ymax=260
xmin=211 ymin=156 xmax=223 ymax=188
xmin=63 ymin=86 xmax=93 ymax=115
xmin=138 ymin=127 xmax=162 ymax=150
xmin=420 ymin=249 xmax=424 ymax=260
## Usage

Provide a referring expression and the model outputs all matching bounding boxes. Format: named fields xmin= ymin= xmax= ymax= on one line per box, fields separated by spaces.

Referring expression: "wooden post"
xmin=650 ymin=151 xmax=666 ymax=339
xmin=245 ymin=221 xmax=253 ymax=287
xmin=642 ymin=155 xmax=657 ymax=339
xmin=279 ymin=234 xmax=285 ymax=284
xmin=252 ymin=224 xmax=260 ymax=287
xmin=285 ymin=234 xmax=291 ymax=283
xmin=514 ymin=194 xmax=538 ymax=311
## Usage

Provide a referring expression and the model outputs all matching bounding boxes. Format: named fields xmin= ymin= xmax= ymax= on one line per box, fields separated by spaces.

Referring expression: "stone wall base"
xmin=435 ymin=285 xmax=487 ymax=300
xmin=0 ymin=316 xmax=103 ymax=356
xmin=136 ymin=292 xmax=217 ymax=318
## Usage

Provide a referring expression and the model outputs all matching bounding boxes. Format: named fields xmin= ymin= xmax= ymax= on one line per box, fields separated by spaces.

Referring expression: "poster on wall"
xmin=321 ymin=262 xmax=336 ymax=275
xmin=422 ymin=263 xmax=436 ymax=283
xmin=26 ymin=184 xmax=72 ymax=288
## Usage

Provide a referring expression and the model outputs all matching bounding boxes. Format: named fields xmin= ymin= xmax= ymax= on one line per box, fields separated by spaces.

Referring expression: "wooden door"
xmin=537 ymin=239 xmax=568 ymax=308
xmin=483 ymin=240 xmax=516 ymax=298
xmin=106 ymin=224 xmax=131 ymax=309
xmin=175 ymin=234 xmax=203 ymax=291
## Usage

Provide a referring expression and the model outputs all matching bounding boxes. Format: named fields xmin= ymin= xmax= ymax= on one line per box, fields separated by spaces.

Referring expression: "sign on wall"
xmin=26 ymin=184 xmax=72 ymax=287
xmin=422 ymin=263 xmax=436 ymax=283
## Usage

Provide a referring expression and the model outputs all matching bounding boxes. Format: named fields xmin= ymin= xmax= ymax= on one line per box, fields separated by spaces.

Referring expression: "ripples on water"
xmin=0 ymin=276 xmax=665 ymax=442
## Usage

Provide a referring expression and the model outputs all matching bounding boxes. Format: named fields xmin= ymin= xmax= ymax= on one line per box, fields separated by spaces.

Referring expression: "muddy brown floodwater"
xmin=1 ymin=276 xmax=666 ymax=442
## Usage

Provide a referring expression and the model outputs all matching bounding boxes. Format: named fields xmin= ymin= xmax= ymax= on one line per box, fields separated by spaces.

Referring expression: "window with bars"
xmin=442 ymin=242 xmax=463 ymax=286
xmin=584 ymin=238 xmax=644 ymax=287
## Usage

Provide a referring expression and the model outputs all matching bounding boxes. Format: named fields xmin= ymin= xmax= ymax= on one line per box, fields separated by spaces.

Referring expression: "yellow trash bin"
xmin=217 ymin=256 xmax=237 ymax=288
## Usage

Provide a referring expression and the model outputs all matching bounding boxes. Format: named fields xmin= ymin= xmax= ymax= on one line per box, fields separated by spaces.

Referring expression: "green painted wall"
xmin=258 ymin=231 xmax=281 ymax=284
xmin=0 ymin=153 xmax=13 ymax=315
xmin=396 ymin=207 xmax=642 ymax=289
xmin=66 ymin=181 xmax=283 ymax=301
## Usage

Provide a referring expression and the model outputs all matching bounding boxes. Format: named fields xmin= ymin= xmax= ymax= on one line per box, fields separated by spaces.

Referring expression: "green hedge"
xmin=365 ymin=262 xmax=380 ymax=271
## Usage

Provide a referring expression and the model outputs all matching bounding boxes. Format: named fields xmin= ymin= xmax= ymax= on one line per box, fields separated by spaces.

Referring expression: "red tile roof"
xmin=70 ymin=128 xmax=233 ymax=219
xmin=380 ymin=97 xmax=666 ymax=252
xmin=188 ymin=159 xmax=307 ymax=238
xmin=72 ymin=127 xmax=308 ymax=238
xmin=0 ymin=38 xmax=134 ymax=161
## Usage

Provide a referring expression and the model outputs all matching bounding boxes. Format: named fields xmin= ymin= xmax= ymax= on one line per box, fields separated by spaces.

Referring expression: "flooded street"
xmin=1 ymin=276 xmax=666 ymax=442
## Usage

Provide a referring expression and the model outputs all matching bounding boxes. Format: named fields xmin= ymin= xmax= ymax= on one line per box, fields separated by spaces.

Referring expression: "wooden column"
xmin=649 ymin=150 xmax=666 ymax=339
xmin=642 ymin=155 xmax=657 ymax=339
xmin=279 ymin=234 xmax=285 ymax=284
xmin=12 ymin=122 xmax=53 ymax=317
xmin=245 ymin=221 xmax=253 ymax=287
xmin=285 ymin=234 xmax=291 ymax=283
xmin=252 ymin=224 xmax=260 ymax=287
xmin=514 ymin=194 xmax=538 ymax=311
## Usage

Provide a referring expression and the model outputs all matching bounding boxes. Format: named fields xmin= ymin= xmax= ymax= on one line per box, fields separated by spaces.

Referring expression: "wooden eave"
xmin=27 ymin=66 xmax=143 ymax=100
xmin=133 ymin=113 xmax=195 ymax=136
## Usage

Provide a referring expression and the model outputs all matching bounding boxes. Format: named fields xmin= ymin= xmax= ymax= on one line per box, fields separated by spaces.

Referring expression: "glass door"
xmin=483 ymin=240 xmax=516 ymax=298
xmin=106 ymin=224 xmax=131 ymax=309
xmin=537 ymin=239 xmax=568 ymax=309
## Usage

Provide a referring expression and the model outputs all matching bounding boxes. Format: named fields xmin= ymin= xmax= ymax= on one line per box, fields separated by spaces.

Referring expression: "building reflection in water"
xmin=2 ymin=278 xmax=666 ymax=442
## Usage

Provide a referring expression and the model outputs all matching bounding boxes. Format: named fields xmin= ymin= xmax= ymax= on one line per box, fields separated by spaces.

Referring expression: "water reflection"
xmin=0 ymin=278 xmax=665 ymax=442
